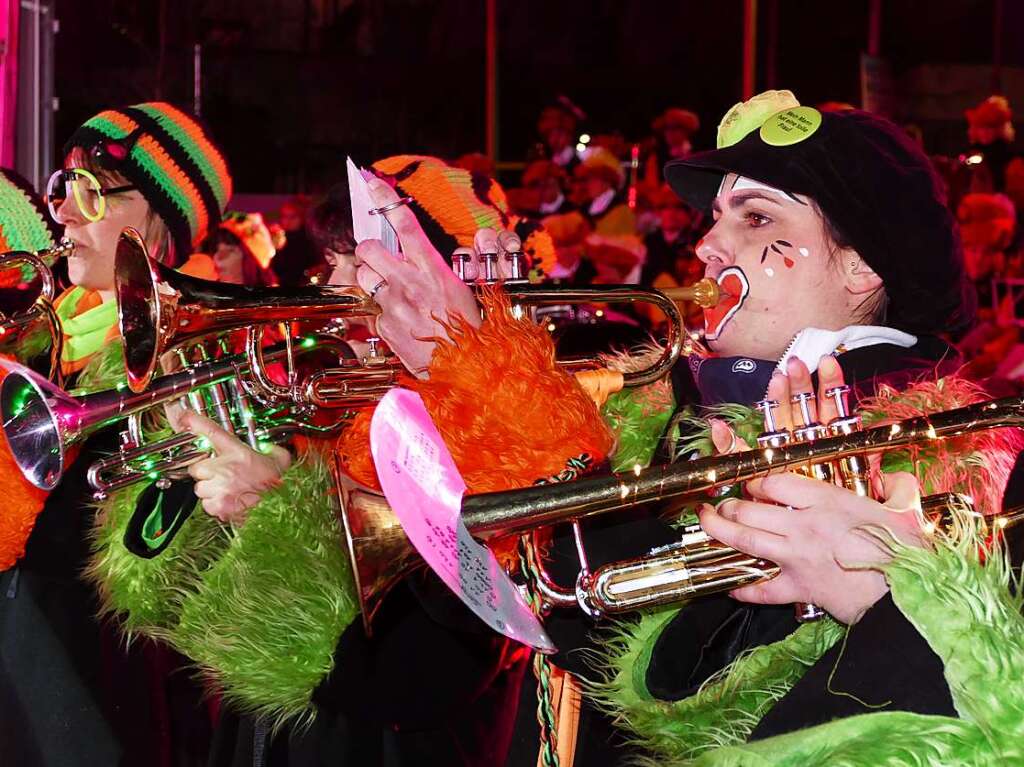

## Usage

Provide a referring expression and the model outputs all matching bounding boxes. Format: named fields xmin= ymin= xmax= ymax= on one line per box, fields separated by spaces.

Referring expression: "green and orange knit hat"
xmin=0 ymin=168 xmax=58 ymax=254
xmin=64 ymin=102 xmax=232 ymax=259
xmin=372 ymin=155 xmax=556 ymax=281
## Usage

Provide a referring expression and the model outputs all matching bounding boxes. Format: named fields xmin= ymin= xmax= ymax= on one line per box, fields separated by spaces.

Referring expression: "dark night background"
xmin=53 ymin=0 xmax=1024 ymax=193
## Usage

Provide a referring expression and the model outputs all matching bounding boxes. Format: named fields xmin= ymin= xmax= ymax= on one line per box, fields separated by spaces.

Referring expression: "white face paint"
xmin=730 ymin=176 xmax=792 ymax=197
xmin=698 ymin=172 xmax=859 ymax=360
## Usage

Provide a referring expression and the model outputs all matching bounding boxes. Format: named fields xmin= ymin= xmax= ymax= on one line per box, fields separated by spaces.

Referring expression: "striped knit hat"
xmin=0 ymin=168 xmax=58 ymax=254
xmin=64 ymin=102 xmax=232 ymax=258
xmin=372 ymin=155 xmax=556 ymax=281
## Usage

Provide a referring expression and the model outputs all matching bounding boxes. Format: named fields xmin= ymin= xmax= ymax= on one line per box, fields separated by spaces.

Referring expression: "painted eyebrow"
xmin=716 ymin=190 xmax=786 ymax=214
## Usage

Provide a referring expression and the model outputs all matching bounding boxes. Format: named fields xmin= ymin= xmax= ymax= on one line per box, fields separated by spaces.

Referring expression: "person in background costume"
xmin=643 ymin=107 xmax=700 ymax=187
xmin=273 ymin=196 xmax=325 ymax=287
xmin=0 ymin=168 xmax=63 ymax=571
xmin=202 ymin=211 xmax=280 ymax=287
xmin=965 ymin=95 xmax=1018 ymax=195
xmin=0 ymin=102 xmax=232 ymax=767
xmin=530 ymin=96 xmax=586 ymax=173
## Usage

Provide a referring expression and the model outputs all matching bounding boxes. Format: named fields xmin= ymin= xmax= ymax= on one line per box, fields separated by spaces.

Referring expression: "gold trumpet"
xmin=0 ymin=239 xmax=74 ymax=382
xmin=115 ymin=227 xmax=380 ymax=394
xmin=340 ymin=393 xmax=1024 ymax=628
xmin=116 ymin=225 xmax=719 ymax=402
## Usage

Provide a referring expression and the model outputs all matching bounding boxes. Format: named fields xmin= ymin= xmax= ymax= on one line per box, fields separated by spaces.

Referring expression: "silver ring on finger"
xmin=726 ymin=430 xmax=738 ymax=453
xmin=368 ymin=278 xmax=388 ymax=299
xmin=369 ymin=196 xmax=414 ymax=216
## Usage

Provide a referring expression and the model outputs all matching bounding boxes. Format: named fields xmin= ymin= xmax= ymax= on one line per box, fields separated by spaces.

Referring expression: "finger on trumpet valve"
xmin=755 ymin=398 xmax=790 ymax=451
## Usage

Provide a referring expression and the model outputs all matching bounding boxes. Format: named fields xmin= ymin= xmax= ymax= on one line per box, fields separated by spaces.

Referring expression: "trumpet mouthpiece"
xmin=662 ymin=278 xmax=720 ymax=308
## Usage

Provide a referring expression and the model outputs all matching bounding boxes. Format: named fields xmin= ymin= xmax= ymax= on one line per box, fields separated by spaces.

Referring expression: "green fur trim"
xmin=170 ymin=457 xmax=359 ymax=726
xmin=681 ymin=711 xmax=989 ymax=766
xmin=883 ymin=520 xmax=1024 ymax=742
xmin=86 ymin=475 xmax=225 ymax=636
xmin=594 ymin=512 xmax=1024 ymax=764
xmin=71 ymin=339 xmax=129 ymax=394
xmin=590 ymin=609 xmax=843 ymax=762
xmin=603 ymin=382 xmax=675 ymax=471
xmin=674 ymin=403 xmax=762 ymax=461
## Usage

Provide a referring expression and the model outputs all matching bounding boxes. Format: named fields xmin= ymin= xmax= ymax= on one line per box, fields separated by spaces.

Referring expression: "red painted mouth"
xmin=703 ymin=267 xmax=749 ymax=341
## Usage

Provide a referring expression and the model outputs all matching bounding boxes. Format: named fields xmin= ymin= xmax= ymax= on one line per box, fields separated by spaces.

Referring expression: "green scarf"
xmin=55 ymin=286 xmax=119 ymax=371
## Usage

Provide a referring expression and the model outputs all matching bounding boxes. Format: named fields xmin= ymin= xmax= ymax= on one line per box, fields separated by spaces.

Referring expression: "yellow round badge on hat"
xmin=760 ymin=106 xmax=822 ymax=146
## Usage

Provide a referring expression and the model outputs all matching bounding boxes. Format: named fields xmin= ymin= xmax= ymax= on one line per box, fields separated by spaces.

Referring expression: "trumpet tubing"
xmin=115 ymin=223 xmax=719 ymax=408
xmin=0 ymin=238 xmax=75 ymax=382
xmin=115 ymin=227 xmax=379 ymax=393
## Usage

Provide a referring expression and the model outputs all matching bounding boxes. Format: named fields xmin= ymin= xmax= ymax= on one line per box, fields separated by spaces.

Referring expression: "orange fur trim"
xmin=334 ymin=289 xmax=615 ymax=562
xmin=337 ymin=290 xmax=613 ymax=492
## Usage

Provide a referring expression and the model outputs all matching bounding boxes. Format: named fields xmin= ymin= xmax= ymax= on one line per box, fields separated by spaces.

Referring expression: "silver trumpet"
xmin=1 ymin=335 xmax=352 ymax=494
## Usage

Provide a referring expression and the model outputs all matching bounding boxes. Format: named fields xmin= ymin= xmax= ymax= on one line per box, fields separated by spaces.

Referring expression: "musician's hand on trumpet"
xmin=178 ymin=410 xmax=291 ymax=525
xmin=700 ymin=471 xmax=923 ymax=625
xmin=700 ymin=355 xmax=928 ymax=625
xmin=353 ymin=178 xmax=479 ymax=378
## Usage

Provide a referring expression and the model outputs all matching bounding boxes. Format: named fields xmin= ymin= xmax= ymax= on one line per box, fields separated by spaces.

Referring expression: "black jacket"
xmin=0 ymin=428 xmax=211 ymax=767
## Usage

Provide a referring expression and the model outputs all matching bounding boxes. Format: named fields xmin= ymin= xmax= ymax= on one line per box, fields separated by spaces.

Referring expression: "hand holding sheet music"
xmin=347 ymin=161 xmax=479 ymax=378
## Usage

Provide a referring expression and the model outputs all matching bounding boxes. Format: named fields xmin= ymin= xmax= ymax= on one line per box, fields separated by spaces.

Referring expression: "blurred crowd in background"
xmin=223 ymin=92 xmax=1024 ymax=384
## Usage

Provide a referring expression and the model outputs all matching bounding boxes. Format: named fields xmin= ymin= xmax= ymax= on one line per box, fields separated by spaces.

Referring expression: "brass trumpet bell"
xmin=1 ymin=336 xmax=350 ymax=492
xmin=115 ymin=228 xmax=379 ymax=393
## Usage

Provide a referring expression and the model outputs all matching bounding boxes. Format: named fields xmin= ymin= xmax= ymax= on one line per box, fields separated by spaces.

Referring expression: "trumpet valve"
xmin=755 ymin=398 xmax=791 ymax=451
xmin=362 ymin=337 xmax=387 ymax=366
xmin=505 ymin=250 xmax=524 ymax=281
xmin=480 ymin=251 xmax=498 ymax=282
xmin=452 ymin=252 xmax=471 ymax=282
xmin=755 ymin=398 xmax=782 ymax=433
xmin=825 ymin=384 xmax=852 ymax=419
xmin=118 ymin=430 xmax=138 ymax=453
xmin=823 ymin=389 xmax=872 ymax=497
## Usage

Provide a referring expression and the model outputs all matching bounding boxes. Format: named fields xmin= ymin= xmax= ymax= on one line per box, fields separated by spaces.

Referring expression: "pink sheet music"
xmin=370 ymin=388 xmax=555 ymax=653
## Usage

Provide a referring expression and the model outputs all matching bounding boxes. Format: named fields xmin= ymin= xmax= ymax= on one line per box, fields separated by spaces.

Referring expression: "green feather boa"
xmin=588 ymin=377 xmax=1024 ymax=765
xmin=590 ymin=518 xmax=1024 ymax=765
xmin=90 ymin=455 xmax=359 ymax=725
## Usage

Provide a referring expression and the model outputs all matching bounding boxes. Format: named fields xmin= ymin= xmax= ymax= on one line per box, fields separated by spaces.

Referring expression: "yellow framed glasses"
xmin=45 ymin=168 xmax=137 ymax=223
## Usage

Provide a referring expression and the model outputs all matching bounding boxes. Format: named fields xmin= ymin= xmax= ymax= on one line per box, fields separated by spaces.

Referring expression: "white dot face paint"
xmin=798 ymin=247 xmax=810 ymax=258
xmin=764 ymin=267 xmax=775 ymax=277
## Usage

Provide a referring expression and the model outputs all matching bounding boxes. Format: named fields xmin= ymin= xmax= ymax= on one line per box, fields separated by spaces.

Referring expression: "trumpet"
xmin=1 ymin=334 xmax=352 ymax=493
xmin=0 ymin=239 xmax=74 ymax=382
xmin=340 ymin=392 xmax=1024 ymax=629
xmin=115 ymin=227 xmax=380 ymax=394
xmin=115 ymin=226 xmax=719 ymax=405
